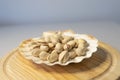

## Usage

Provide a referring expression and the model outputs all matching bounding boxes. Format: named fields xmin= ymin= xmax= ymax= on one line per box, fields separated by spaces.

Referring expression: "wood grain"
xmin=0 ymin=42 xmax=120 ymax=80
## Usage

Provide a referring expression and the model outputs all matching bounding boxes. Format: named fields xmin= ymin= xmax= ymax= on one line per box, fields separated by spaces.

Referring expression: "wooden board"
xmin=0 ymin=42 xmax=120 ymax=80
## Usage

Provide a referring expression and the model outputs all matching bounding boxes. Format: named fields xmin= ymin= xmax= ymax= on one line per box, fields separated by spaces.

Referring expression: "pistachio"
xmin=44 ymin=36 xmax=51 ymax=42
xmin=29 ymin=42 xmax=40 ymax=49
xmin=64 ymin=40 xmax=76 ymax=50
xmin=67 ymin=40 xmax=76 ymax=47
xmin=39 ymin=51 xmax=49 ymax=60
xmin=55 ymin=43 xmax=63 ymax=53
xmin=75 ymin=48 xmax=87 ymax=56
xmin=63 ymin=44 xmax=70 ymax=50
xmin=40 ymin=45 xmax=49 ymax=51
xmin=43 ymin=31 xmax=61 ymax=44
xmin=32 ymin=49 xmax=41 ymax=57
xmin=47 ymin=50 xmax=59 ymax=63
xmin=48 ymin=43 xmax=54 ymax=48
xmin=43 ymin=32 xmax=55 ymax=42
xmin=75 ymin=48 xmax=82 ymax=56
xmin=69 ymin=50 xmax=77 ymax=59
xmin=62 ymin=36 xmax=74 ymax=43
xmin=77 ymin=39 xmax=88 ymax=48
xmin=59 ymin=51 xmax=69 ymax=63
xmin=50 ymin=35 xmax=60 ymax=44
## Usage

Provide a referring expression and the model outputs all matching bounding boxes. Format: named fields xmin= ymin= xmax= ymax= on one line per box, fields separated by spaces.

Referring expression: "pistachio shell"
xmin=75 ymin=48 xmax=87 ymax=56
xmin=48 ymin=43 xmax=55 ymax=48
xmin=55 ymin=43 xmax=63 ymax=53
xmin=32 ymin=49 xmax=41 ymax=57
xmin=64 ymin=40 xmax=76 ymax=50
xmin=47 ymin=50 xmax=59 ymax=63
xmin=63 ymin=44 xmax=70 ymax=50
xmin=62 ymin=36 xmax=74 ymax=43
xmin=44 ymin=37 xmax=51 ymax=42
xmin=77 ymin=39 xmax=88 ymax=48
xmin=50 ymin=35 xmax=60 ymax=44
xmin=59 ymin=51 xmax=69 ymax=63
xmin=43 ymin=32 xmax=55 ymax=42
xmin=67 ymin=40 xmax=76 ymax=47
xmin=69 ymin=50 xmax=77 ymax=59
xmin=40 ymin=45 xmax=49 ymax=51
xmin=39 ymin=51 xmax=49 ymax=60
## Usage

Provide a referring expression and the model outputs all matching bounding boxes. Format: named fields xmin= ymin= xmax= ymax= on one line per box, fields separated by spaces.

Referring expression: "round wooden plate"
xmin=0 ymin=42 xmax=120 ymax=80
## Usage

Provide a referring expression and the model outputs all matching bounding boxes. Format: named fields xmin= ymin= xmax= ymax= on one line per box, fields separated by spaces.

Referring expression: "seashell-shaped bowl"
xmin=19 ymin=32 xmax=98 ymax=66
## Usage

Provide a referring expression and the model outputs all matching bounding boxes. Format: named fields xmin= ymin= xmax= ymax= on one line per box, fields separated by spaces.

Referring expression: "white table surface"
xmin=0 ymin=22 xmax=120 ymax=58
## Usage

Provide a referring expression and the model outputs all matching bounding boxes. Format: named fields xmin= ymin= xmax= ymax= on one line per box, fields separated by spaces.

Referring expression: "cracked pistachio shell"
xmin=59 ymin=51 xmax=70 ymax=63
xmin=40 ymin=45 xmax=49 ymax=51
xmin=39 ymin=51 xmax=49 ymax=61
xmin=47 ymin=50 xmax=59 ymax=63
xmin=48 ymin=43 xmax=55 ymax=48
xmin=69 ymin=49 xmax=77 ymax=59
xmin=50 ymin=35 xmax=60 ymax=44
xmin=55 ymin=43 xmax=63 ymax=53
xmin=62 ymin=36 xmax=74 ymax=44
xmin=77 ymin=39 xmax=88 ymax=48
xmin=64 ymin=40 xmax=76 ymax=50
xmin=32 ymin=49 xmax=41 ymax=57
xmin=75 ymin=48 xmax=87 ymax=56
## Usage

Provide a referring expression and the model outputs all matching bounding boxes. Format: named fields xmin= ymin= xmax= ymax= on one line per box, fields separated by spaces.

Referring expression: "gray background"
xmin=0 ymin=0 xmax=120 ymax=25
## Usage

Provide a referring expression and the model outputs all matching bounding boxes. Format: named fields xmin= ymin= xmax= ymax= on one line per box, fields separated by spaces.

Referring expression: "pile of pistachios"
xmin=23 ymin=31 xmax=88 ymax=64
